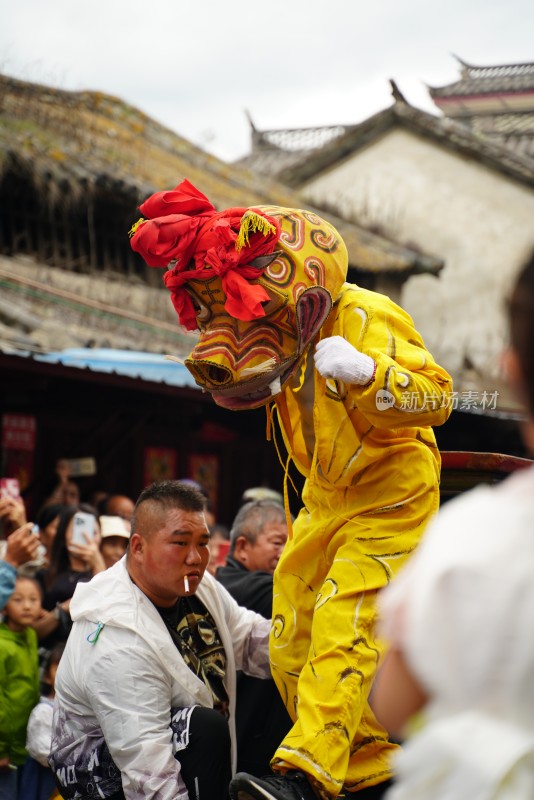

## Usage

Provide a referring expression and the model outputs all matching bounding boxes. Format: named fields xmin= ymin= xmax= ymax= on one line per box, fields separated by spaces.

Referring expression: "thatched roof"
xmin=0 ymin=73 xmax=442 ymax=276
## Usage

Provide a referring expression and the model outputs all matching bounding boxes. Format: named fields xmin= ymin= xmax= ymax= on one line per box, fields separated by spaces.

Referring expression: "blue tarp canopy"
xmin=34 ymin=348 xmax=199 ymax=389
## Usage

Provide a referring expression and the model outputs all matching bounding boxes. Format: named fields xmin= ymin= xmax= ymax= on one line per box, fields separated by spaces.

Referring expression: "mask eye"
xmin=187 ymin=291 xmax=211 ymax=326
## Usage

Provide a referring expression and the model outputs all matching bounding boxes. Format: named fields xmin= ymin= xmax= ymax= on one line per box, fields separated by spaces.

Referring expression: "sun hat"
xmin=99 ymin=515 xmax=130 ymax=540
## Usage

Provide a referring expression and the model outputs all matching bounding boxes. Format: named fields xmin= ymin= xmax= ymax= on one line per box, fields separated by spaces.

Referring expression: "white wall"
xmin=301 ymin=129 xmax=534 ymax=409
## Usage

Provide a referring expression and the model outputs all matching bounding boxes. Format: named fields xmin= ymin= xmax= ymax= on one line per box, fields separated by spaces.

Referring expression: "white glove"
xmin=314 ymin=336 xmax=376 ymax=385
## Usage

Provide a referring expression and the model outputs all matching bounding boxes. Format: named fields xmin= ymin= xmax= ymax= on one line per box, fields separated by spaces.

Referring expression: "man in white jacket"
xmin=49 ymin=480 xmax=271 ymax=800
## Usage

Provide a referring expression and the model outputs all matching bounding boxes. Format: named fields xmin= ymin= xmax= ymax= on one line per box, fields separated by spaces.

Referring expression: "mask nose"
xmin=186 ymin=359 xmax=232 ymax=388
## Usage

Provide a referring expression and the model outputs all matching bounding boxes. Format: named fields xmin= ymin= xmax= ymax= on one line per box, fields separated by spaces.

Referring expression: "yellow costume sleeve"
xmin=335 ymin=285 xmax=453 ymax=429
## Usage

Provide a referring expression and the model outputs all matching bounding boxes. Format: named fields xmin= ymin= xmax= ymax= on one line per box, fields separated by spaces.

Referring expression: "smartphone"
xmin=71 ymin=512 xmax=96 ymax=545
xmin=0 ymin=477 xmax=20 ymax=500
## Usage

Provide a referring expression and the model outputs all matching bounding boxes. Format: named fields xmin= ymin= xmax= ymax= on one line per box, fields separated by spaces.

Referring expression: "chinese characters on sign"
xmin=2 ymin=414 xmax=36 ymax=451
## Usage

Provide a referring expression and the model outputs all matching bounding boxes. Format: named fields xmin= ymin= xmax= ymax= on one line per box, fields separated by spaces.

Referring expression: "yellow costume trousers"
xmin=270 ymin=477 xmax=439 ymax=798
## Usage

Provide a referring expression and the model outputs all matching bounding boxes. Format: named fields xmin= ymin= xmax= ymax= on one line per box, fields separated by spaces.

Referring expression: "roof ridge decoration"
xmin=258 ymin=125 xmax=350 ymax=153
xmin=454 ymin=55 xmax=534 ymax=79
xmin=429 ymin=57 xmax=534 ymax=100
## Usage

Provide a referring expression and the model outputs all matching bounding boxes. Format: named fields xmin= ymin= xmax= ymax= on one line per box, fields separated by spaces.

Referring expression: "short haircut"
xmin=131 ymin=480 xmax=207 ymax=537
xmin=229 ymin=500 xmax=288 ymax=554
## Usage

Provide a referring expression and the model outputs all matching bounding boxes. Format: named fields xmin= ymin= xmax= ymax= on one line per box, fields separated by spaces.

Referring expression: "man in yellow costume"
xmin=130 ymin=180 xmax=453 ymax=800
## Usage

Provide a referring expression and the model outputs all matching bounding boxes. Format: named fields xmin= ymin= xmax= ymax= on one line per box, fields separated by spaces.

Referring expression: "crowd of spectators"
xmin=0 ymin=459 xmax=284 ymax=800
xmin=0 ymin=464 xmax=138 ymax=799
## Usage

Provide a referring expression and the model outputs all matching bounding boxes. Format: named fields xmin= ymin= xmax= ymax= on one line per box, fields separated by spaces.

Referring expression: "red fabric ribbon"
xmin=130 ymin=179 xmax=280 ymax=330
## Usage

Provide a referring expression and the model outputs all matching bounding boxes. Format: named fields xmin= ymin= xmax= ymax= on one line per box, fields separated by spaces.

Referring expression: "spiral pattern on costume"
xmin=304 ymin=256 xmax=325 ymax=287
xmin=314 ymin=578 xmax=338 ymax=610
xmin=278 ymin=213 xmax=305 ymax=251
xmin=265 ymin=253 xmax=296 ymax=287
xmin=302 ymin=210 xmax=322 ymax=224
xmin=292 ymin=282 xmax=308 ymax=303
xmin=310 ymin=225 xmax=339 ymax=253
xmin=271 ymin=614 xmax=285 ymax=639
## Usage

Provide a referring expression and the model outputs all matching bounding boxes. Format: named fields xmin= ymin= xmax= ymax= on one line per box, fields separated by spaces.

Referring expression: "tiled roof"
xmin=464 ymin=112 xmax=534 ymax=159
xmin=429 ymin=58 xmax=534 ymax=98
xmin=238 ymin=125 xmax=352 ymax=189
xmin=0 ymin=73 xmax=300 ymax=212
xmin=257 ymin=125 xmax=349 ymax=152
xmin=238 ymin=147 xmax=313 ymax=181
xmin=254 ymin=101 xmax=534 ymax=191
xmin=0 ymin=73 xmax=441 ymax=278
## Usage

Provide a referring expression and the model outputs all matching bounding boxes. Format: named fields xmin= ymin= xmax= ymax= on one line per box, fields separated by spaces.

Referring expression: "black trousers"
xmin=180 ymin=707 xmax=232 ymax=800
xmin=347 ymin=780 xmax=393 ymax=799
xmin=91 ymin=707 xmax=231 ymax=800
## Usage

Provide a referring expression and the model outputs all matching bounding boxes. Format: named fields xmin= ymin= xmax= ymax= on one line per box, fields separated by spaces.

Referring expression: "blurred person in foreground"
xmin=372 ymin=249 xmax=534 ymax=799
xmin=217 ymin=499 xmax=292 ymax=776
xmin=49 ymin=480 xmax=271 ymax=800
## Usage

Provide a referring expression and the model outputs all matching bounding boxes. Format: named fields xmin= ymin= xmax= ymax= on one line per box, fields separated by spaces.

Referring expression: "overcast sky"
xmin=1 ymin=0 xmax=533 ymax=162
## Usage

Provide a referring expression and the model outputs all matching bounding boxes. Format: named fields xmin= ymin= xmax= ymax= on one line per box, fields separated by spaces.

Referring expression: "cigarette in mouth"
xmin=184 ymin=575 xmax=190 ymax=593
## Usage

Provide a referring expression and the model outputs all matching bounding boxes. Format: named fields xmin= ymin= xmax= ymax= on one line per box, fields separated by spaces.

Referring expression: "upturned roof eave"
xmin=0 ymin=72 xmax=442 ymax=276
xmin=278 ymin=100 xmax=534 ymax=191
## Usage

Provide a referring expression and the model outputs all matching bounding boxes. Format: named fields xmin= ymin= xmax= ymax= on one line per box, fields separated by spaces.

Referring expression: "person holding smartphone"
xmin=0 ymin=523 xmax=41 ymax=609
xmin=33 ymin=505 xmax=105 ymax=658
xmin=0 ymin=479 xmax=27 ymax=543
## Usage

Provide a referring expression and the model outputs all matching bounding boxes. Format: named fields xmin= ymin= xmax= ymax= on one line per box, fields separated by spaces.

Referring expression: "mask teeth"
xmin=269 ymin=376 xmax=282 ymax=396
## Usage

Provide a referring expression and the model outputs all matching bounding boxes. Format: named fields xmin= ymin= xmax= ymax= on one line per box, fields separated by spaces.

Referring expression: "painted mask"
xmin=130 ymin=180 xmax=348 ymax=410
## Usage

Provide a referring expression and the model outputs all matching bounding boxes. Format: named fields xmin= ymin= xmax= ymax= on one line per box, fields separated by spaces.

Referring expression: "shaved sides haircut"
xmin=131 ymin=480 xmax=207 ymax=539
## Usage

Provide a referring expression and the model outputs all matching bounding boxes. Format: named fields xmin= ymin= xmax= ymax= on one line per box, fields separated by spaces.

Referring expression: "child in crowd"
xmin=0 ymin=576 xmax=41 ymax=800
xmin=19 ymin=643 xmax=65 ymax=800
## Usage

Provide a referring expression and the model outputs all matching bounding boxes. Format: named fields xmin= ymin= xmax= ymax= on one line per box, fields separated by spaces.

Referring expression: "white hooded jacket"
xmin=50 ymin=556 xmax=271 ymax=799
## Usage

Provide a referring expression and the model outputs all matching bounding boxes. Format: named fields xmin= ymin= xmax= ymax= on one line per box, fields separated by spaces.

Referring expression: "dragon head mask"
xmin=130 ymin=179 xmax=348 ymax=410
